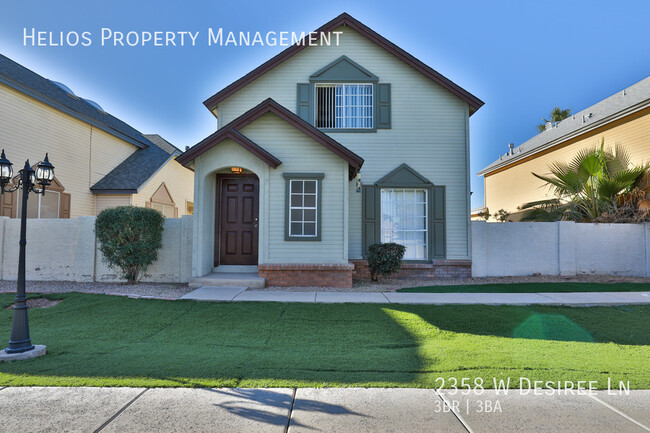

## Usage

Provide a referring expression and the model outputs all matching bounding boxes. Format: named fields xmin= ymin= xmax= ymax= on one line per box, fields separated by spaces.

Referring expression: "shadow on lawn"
xmin=383 ymin=304 xmax=650 ymax=345
xmin=0 ymin=293 xmax=648 ymax=391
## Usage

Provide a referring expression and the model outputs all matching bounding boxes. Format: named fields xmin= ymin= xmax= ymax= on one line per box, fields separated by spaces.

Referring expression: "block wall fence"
xmin=0 ymin=217 xmax=648 ymax=284
xmin=472 ymin=221 xmax=650 ymax=277
xmin=0 ymin=216 xmax=193 ymax=283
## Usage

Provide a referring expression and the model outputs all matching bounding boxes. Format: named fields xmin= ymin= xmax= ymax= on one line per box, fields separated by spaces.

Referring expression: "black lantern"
xmin=35 ymin=153 xmax=55 ymax=188
xmin=0 ymin=149 xmax=13 ymax=188
xmin=1 ymin=151 xmax=55 ymax=354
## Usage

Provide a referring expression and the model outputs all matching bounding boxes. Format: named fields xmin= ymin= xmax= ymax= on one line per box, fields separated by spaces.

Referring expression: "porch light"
xmin=230 ymin=166 xmax=243 ymax=174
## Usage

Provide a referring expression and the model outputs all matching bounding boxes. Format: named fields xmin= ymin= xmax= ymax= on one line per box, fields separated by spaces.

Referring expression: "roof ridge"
xmin=479 ymin=75 xmax=650 ymax=175
xmin=178 ymin=98 xmax=364 ymax=177
xmin=202 ymin=13 xmax=483 ymax=114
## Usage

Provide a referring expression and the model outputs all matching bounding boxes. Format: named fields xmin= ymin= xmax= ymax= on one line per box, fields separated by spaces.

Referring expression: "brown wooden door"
xmin=218 ymin=175 xmax=259 ymax=266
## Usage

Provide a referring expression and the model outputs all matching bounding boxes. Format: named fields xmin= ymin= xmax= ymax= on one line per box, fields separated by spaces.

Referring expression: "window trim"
xmin=17 ymin=190 xmax=60 ymax=219
xmin=284 ymin=173 xmax=324 ymax=241
xmin=314 ymin=83 xmax=375 ymax=132
xmin=380 ymin=188 xmax=429 ymax=261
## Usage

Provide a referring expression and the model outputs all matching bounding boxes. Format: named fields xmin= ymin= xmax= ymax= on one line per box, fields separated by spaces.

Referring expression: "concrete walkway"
xmin=180 ymin=286 xmax=650 ymax=305
xmin=0 ymin=387 xmax=647 ymax=432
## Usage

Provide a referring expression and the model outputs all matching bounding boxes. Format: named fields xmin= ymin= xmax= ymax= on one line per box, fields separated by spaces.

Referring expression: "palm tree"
xmin=537 ymin=106 xmax=571 ymax=132
xmin=520 ymin=140 xmax=649 ymax=222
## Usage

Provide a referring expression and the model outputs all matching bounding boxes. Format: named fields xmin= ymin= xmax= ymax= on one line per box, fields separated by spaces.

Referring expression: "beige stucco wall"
xmin=0 ymin=83 xmax=139 ymax=217
xmin=191 ymin=113 xmax=348 ymax=277
xmin=131 ymin=157 xmax=195 ymax=216
xmin=0 ymin=216 xmax=192 ymax=283
xmin=215 ymin=25 xmax=471 ymax=260
xmin=484 ymin=110 xmax=650 ymax=215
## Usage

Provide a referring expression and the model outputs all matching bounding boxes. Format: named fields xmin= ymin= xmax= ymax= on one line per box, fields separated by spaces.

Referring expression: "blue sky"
xmin=1 ymin=0 xmax=648 ymax=209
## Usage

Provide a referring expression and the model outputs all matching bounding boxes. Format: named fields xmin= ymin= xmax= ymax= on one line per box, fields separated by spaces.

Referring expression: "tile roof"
xmin=479 ymin=76 xmax=650 ymax=175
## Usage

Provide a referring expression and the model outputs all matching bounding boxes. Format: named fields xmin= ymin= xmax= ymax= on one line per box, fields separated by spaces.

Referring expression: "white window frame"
xmin=380 ymin=188 xmax=428 ymax=260
xmin=151 ymin=202 xmax=175 ymax=218
xmin=315 ymin=83 xmax=374 ymax=129
xmin=288 ymin=179 xmax=319 ymax=238
xmin=17 ymin=190 xmax=60 ymax=219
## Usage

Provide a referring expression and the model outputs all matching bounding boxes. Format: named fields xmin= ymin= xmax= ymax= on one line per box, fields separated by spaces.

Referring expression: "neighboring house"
xmin=478 ymin=76 xmax=650 ymax=220
xmin=0 ymin=54 xmax=194 ymax=219
xmin=177 ymin=13 xmax=483 ymax=287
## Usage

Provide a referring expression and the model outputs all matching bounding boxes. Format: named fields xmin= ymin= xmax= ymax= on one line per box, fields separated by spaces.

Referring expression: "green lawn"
xmin=1 ymin=292 xmax=648 ymax=389
xmin=397 ymin=282 xmax=650 ymax=293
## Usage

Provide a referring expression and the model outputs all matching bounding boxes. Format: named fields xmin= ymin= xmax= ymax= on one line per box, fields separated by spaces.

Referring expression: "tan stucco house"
xmin=478 ymin=76 xmax=650 ymax=220
xmin=0 ymin=54 xmax=194 ymax=219
xmin=178 ymin=13 xmax=483 ymax=287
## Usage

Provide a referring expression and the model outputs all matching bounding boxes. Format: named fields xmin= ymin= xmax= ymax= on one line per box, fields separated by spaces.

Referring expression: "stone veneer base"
xmin=258 ymin=260 xmax=472 ymax=288
xmin=258 ymin=263 xmax=354 ymax=288
xmin=350 ymin=259 xmax=472 ymax=281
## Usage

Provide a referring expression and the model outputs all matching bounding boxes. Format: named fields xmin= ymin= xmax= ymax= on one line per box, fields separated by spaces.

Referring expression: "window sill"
xmin=318 ymin=128 xmax=377 ymax=133
xmin=285 ymin=236 xmax=322 ymax=242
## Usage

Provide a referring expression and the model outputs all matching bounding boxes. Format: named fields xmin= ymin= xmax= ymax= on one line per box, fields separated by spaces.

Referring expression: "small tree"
xmin=493 ymin=208 xmax=511 ymax=222
xmin=476 ymin=208 xmax=490 ymax=221
xmin=367 ymin=243 xmax=406 ymax=282
xmin=96 ymin=206 xmax=165 ymax=283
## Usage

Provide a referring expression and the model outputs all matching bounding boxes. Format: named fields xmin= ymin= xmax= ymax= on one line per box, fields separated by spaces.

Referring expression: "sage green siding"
xmin=216 ymin=25 xmax=471 ymax=260
xmin=191 ymin=112 xmax=349 ymax=276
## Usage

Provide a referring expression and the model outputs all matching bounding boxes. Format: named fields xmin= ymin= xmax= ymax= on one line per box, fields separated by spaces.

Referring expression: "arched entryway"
xmin=214 ymin=170 xmax=260 ymax=267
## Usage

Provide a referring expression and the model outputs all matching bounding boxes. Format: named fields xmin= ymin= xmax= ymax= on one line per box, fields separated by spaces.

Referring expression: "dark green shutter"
xmin=362 ymin=186 xmax=381 ymax=257
xmin=296 ymin=83 xmax=314 ymax=124
xmin=430 ymin=186 xmax=446 ymax=259
xmin=376 ymin=83 xmax=391 ymax=129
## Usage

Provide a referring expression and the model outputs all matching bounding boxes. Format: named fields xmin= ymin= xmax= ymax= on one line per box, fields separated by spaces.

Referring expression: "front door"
xmin=217 ymin=175 xmax=259 ymax=266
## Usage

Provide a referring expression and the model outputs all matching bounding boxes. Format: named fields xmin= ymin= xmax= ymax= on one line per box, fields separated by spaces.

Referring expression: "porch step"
xmin=213 ymin=265 xmax=259 ymax=273
xmin=189 ymin=272 xmax=265 ymax=289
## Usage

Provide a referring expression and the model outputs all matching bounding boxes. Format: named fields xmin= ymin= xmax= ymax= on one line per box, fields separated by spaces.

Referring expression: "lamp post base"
xmin=0 ymin=344 xmax=46 ymax=362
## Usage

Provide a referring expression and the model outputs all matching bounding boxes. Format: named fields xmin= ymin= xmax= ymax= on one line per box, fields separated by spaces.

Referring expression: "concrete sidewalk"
xmin=0 ymin=387 xmax=648 ymax=432
xmin=180 ymin=286 xmax=650 ymax=306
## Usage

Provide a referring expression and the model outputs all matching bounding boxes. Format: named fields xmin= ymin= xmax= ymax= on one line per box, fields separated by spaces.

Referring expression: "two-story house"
xmin=177 ymin=13 xmax=483 ymax=287
xmin=0 ymin=54 xmax=194 ymax=219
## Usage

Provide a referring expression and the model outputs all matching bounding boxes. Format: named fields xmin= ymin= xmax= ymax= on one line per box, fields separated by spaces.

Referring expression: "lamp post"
xmin=0 ymin=150 xmax=55 ymax=354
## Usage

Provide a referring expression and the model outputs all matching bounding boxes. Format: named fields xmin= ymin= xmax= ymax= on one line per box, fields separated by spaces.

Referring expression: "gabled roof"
xmin=310 ymin=55 xmax=378 ymax=82
xmin=376 ymin=163 xmax=433 ymax=187
xmin=203 ymin=13 xmax=484 ymax=115
xmin=91 ymin=133 xmax=184 ymax=194
xmin=0 ymin=54 xmax=152 ymax=149
xmin=479 ymin=76 xmax=650 ymax=176
xmin=177 ymin=98 xmax=364 ymax=179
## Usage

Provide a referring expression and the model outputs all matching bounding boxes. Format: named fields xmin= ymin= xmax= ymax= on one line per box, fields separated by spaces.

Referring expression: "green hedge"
xmin=367 ymin=243 xmax=406 ymax=281
xmin=95 ymin=206 xmax=165 ymax=283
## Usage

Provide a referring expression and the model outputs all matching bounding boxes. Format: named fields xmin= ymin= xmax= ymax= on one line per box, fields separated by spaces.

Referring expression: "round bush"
xmin=95 ymin=206 xmax=165 ymax=283
xmin=367 ymin=243 xmax=406 ymax=281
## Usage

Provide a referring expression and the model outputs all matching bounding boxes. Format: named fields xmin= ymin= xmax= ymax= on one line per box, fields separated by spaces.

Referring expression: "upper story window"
xmin=315 ymin=84 xmax=373 ymax=129
xmin=298 ymin=56 xmax=389 ymax=130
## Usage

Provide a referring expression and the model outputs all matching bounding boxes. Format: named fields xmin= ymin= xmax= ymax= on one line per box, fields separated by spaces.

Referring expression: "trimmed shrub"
xmin=367 ymin=242 xmax=406 ymax=281
xmin=95 ymin=206 xmax=165 ymax=284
